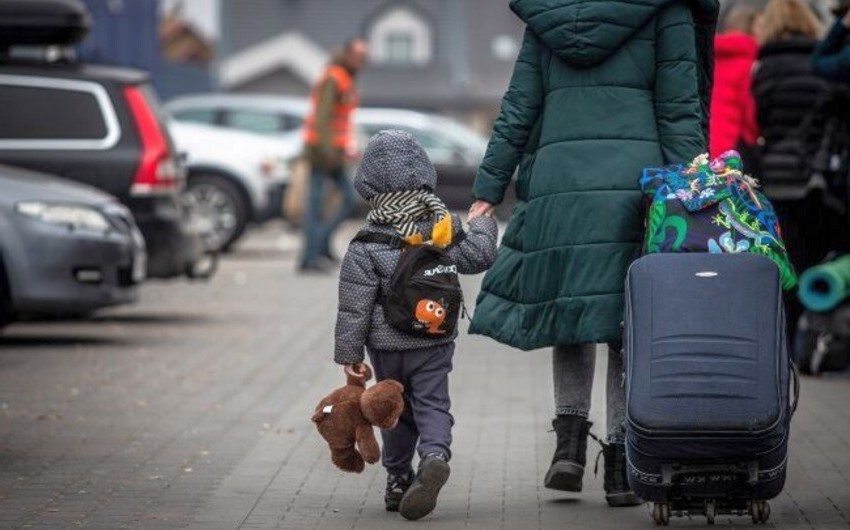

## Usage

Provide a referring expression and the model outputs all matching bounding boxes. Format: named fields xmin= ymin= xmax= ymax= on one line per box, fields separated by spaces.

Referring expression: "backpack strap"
xmin=352 ymin=230 xmax=407 ymax=249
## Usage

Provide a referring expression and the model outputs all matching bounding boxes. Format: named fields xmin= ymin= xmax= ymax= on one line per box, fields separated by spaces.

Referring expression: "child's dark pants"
xmin=367 ymin=342 xmax=455 ymax=476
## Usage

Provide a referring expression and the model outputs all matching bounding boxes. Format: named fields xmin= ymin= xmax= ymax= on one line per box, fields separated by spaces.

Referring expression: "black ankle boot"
xmin=602 ymin=442 xmax=642 ymax=507
xmin=544 ymin=415 xmax=591 ymax=491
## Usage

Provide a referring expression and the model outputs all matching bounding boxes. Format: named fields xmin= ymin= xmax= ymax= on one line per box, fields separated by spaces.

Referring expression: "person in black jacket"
xmin=752 ymin=0 xmax=840 ymax=341
xmin=813 ymin=2 xmax=850 ymax=83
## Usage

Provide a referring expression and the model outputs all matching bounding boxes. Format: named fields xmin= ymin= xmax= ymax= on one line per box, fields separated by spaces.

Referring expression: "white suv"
xmin=168 ymin=120 xmax=299 ymax=251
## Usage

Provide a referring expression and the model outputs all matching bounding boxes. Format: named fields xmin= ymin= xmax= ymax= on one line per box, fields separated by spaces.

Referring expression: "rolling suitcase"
xmin=623 ymin=253 xmax=798 ymax=525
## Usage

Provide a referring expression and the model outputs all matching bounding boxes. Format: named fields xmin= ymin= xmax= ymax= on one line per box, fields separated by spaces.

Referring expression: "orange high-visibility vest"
xmin=303 ymin=64 xmax=359 ymax=151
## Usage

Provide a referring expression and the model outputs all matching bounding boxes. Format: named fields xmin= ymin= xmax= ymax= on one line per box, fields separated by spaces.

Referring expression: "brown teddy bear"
xmin=311 ymin=364 xmax=405 ymax=473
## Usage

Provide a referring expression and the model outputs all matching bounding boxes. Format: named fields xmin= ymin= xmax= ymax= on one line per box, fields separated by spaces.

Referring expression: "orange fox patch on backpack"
xmin=415 ymin=299 xmax=448 ymax=334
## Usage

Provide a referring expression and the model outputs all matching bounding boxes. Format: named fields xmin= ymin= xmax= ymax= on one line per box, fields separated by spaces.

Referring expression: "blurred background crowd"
xmin=2 ymin=0 xmax=850 ymax=374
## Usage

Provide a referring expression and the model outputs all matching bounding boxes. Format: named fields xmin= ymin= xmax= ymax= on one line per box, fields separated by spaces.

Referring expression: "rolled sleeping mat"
xmin=798 ymin=255 xmax=850 ymax=312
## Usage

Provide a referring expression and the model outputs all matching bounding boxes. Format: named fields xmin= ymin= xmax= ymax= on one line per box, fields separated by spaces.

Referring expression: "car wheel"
xmin=183 ymin=174 xmax=249 ymax=253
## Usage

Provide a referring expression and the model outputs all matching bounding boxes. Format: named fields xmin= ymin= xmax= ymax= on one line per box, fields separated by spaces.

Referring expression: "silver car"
xmin=0 ymin=164 xmax=146 ymax=326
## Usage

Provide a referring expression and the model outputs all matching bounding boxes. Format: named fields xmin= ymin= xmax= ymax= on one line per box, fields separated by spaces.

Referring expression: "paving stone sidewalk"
xmin=0 ymin=224 xmax=848 ymax=529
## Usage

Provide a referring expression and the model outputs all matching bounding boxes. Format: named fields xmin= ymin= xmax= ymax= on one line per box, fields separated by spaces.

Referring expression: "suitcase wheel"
xmin=705 ymin=500 xmax=716 ymax=525
xmin=652 ymin=502 xmax=671 ymax=526
xmin=750 ymin=500 xmax=770 ymax=524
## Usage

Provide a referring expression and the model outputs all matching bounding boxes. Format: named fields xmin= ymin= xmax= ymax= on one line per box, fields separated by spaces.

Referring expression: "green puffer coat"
xmin=470 ymin=0 xmax=719 ymax=350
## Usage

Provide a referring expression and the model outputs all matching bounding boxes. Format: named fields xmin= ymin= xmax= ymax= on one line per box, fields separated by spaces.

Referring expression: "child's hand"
xmin=344 ymin=363 xmax=368 ymax=381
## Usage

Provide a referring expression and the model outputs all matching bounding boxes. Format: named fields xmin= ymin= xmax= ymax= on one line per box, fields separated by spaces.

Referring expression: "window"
xmin=369 ymin=7 xmax=432 ymax=66
xmin=281 ymin=113 xmax=303 ymax=132
xmin=0 ymin=85 xmax=106 ymax=139
xmin=385 ymin=32 xmax=415 ymax=64
xmin=172 ymin=109 xmax=217 ymax=125
xmin=224 ymin=110 xmax=283 ymax=135
xmin=0 ymin=75 xmax=120 ymax=150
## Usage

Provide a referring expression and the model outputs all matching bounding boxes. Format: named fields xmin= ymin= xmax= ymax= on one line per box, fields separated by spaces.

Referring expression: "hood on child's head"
xmin=354 ymin=129 xmax=438 ymax=200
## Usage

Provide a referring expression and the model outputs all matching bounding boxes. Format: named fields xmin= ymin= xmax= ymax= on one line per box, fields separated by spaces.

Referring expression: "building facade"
xmin=219 ymin=0 xmax=525 ymax=130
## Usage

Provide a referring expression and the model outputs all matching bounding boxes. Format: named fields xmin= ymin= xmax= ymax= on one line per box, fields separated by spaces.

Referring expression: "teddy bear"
xmin=311 ymin=364 xmax=405 ymax=473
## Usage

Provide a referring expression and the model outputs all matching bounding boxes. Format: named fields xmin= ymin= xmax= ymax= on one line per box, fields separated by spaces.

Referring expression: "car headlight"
xmin=16 ymin=202 xmax=111 ymax=231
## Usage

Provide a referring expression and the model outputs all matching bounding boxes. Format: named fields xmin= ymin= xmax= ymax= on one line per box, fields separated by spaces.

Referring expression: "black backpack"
xmin=353 ymin=230 xmax=465 ymax=337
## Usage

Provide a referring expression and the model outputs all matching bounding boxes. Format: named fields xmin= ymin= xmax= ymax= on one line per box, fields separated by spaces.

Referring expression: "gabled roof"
xmin=218 ymin=31 xmax=328 ymax=89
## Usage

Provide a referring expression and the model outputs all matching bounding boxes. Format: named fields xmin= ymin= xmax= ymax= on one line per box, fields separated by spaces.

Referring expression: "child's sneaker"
xmin=399 ymin=453 xmax=450 ymax=520
xmin=385 ymin=471 xmax=413 ymax=512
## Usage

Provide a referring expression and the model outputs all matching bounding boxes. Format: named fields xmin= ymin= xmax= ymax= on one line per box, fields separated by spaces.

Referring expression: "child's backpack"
xmin=352 ymin=231 xmax=464 ymax=337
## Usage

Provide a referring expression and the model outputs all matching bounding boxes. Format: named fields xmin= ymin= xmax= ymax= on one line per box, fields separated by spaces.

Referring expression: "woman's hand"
xmin=468 ymin=200 xmax=495 ymax=221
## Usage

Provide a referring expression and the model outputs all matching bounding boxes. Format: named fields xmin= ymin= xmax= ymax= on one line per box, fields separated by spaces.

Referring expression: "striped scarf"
xmin=367 ymin=189 xmax=452 ymax=246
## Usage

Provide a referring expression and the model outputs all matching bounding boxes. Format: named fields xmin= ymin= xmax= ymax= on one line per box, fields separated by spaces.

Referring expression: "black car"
xmin=0 ymin=0 xmax=208 ymax=279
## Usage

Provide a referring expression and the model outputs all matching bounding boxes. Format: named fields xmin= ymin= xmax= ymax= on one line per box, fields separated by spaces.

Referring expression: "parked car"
xmin=168 ymin=120 xmax=298 ymax=251
xmin=0 ymin=0 xmax=210 ymax=279
xmin=165 ymin=94 xmax=307 ymax=136
xmin=0 ymin=164 xmax=145 ymax=327
xmin=355 ymin=109 xmax=490 ymax=210
xmin=165 ymin=95 xmax=501 ymax=210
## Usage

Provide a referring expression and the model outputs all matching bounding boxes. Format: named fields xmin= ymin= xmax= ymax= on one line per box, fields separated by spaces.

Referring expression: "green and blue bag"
xmin=640 ymin=151 xmax=797 ymax=291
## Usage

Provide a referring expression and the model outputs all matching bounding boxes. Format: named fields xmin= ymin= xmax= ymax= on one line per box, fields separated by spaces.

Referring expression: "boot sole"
xmin=605 ymin=490 xmax=643 ymax=507
xmin=399 ymin=460 xmax=450 ymax=521
xmin=544 ymin=461 xmax=584 ymax=492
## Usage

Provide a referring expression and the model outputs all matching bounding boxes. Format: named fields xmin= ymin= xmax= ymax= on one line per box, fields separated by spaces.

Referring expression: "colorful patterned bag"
xmin=640 ymin=151 xmax=797 ymax=290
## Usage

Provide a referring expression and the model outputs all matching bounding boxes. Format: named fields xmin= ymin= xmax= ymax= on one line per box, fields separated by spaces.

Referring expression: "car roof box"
xmin=0 ymin=0 xmax=91 ymax=49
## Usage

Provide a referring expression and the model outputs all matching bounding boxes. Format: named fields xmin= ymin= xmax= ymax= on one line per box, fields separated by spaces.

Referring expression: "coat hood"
xmin=715 ymin=32 xmax=758 ymax=60
xmin=510 ymin=0 xmax=719 ymax=68
xmin=354 ymin=129 xmax=437 ymax=200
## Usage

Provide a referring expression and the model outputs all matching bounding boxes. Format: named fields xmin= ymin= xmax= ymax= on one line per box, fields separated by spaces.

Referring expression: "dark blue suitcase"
xmin=623 ymin=253 xmax=798 ymax=525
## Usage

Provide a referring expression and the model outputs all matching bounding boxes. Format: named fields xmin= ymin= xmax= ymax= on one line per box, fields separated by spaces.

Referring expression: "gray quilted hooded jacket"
xmin=334 ymin=130 xmax=498 ymax=364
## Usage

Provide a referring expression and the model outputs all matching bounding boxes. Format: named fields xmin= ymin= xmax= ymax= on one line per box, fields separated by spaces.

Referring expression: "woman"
xmin=812 ymin=1 xmax=850 ymax=83
xmin=752 ymin=0 xmax=836 ymax=342
xmin=467 ymin=0 xmax=718 ymax=507
xmin=710 ymin=6 xmax=761 ymax=157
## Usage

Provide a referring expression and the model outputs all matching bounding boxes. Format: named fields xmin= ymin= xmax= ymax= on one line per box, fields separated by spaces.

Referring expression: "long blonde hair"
xmin=757 ymin=0 xmax=823 ymax=43
xmin=723 ymin=6 xmax=760 ymax=34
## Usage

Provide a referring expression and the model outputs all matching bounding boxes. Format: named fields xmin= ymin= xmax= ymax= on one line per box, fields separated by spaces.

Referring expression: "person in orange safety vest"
xmin=300 ymin=38 xmax=369 ymax=273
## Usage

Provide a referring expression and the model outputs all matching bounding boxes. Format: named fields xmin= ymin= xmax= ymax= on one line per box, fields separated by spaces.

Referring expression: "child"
xmin=334 ymin=130 xmax=498 ymax=520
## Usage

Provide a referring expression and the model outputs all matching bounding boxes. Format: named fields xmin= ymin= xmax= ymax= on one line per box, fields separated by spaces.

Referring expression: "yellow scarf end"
xmin=431 ymin=215 xmax=453 ymax=248
xmin=403 ymin=233 xmax=424 ymax=246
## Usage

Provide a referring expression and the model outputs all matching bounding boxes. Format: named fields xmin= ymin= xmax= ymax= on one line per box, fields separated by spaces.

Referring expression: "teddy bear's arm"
xmin=354 ymin=422 xmax=380 ymax=464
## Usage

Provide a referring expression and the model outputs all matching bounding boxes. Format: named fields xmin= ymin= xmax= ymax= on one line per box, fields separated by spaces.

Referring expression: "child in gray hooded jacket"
xmin=334 ymin=130 xmax=497 ymax=520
